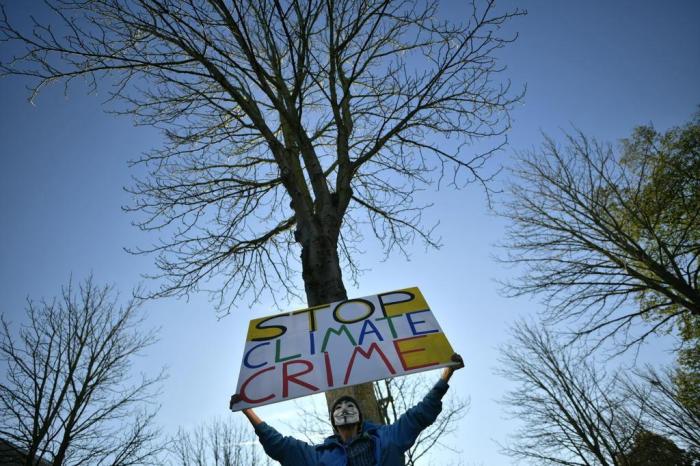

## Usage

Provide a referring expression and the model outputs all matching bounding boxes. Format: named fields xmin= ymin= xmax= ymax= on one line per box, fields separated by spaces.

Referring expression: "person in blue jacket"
xmin=230 ymin=353 xmax=464 ymax=466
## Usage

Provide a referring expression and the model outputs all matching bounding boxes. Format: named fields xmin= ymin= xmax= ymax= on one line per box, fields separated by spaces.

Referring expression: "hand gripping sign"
xmin=231 ymin=287 xmax=456 ymax=410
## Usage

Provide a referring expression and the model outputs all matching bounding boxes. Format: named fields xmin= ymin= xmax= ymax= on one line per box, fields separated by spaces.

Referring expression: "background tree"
xmin=169 ymin=418 xmax=271 ymax=466
xmin=616 ymin=430 xmax=697 ymax=466
xmin=675 ymin=318 xmax=700 ymax=415
xmin=500 ymin=116 xmax=700 ymax=348
xmin=0 ymin=277 xmax=164 ymax=466
xmin=290 ymin=373 xmax=469 ymax=465
xmin=623 ymin=366 xmax=700 ymax=457
xmin=1 ymin=0 xmax=522 ymax=418
xmin=499 ymin=323 xmax=642 ymax=466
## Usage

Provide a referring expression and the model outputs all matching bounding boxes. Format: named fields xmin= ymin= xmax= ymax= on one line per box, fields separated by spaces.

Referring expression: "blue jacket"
xmin=254 ymin=379 xmax=449 ymax=466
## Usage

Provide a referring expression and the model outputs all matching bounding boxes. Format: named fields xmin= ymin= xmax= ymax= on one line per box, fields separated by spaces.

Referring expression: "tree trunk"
xmin=299 ymin=227 xmax=383 ymax=424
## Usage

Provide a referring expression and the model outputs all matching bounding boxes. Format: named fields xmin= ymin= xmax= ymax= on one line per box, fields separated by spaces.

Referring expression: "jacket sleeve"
xmin=254 ymin=422 xmax=317 ymax=465
xmin=381 ymin=378 xmax=449 ymax=452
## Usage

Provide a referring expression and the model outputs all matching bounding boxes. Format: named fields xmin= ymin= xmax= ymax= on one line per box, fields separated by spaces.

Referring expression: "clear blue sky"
xmin=1 ymin=1 xmax=699 ymax=464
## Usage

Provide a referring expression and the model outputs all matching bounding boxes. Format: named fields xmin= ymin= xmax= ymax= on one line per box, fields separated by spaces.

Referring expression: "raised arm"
xmin=229 ymin=395 xmax=317 ymax=465
xmin=230 ymin=395 xmax=263 ymax=426
xmin=382 ymin=353 xmax=465 ymax=452
xmin=242 ymin=408 xmax=262 ymax=425
xmin=440 ymin=353 xmax=464 ymax=383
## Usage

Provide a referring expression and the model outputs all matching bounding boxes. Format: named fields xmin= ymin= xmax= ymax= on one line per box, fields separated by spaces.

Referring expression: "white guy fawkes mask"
xmin=333 ymin=400 xmax=360 ymax=426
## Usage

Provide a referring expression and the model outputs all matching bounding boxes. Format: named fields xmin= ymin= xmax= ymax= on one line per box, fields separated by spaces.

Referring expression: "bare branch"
xmin=1 ymin=0 xmax=523 ymax=312
xmin=498 ymin=322 xmax=644 ymax=466
xmin=0 ymin=276 xmax=165 ymax=465
xmin=499 ymin=121 xmax=700 ymax=350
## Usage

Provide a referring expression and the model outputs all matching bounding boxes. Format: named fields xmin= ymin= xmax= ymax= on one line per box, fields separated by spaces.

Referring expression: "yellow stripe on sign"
xmin=394 ymin=332 xmax=454 ymax=370
xmin=380 ymin=286 xmax=429 ymax=316
xmin=247 ymin=313 xmax=289 ymax=342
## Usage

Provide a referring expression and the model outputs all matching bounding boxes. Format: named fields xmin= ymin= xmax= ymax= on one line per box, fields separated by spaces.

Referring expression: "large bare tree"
xmin=0 ymin=277 xmax=164 ymax=466
xmin=1 ymin=0 xmax=522 ymax=418
xmin=499 ymin=323 xmax=643 ymax=466
xmin=500 ymin=118 xmax=700 ymax=349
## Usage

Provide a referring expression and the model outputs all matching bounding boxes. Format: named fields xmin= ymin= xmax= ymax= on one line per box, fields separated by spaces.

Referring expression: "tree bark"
xmin=298 ymin=223 xmax=383 ymax=424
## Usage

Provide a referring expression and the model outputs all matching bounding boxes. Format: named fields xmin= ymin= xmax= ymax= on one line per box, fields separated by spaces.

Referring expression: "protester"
xmin=230 ymin=353 xmax=464 ymax=466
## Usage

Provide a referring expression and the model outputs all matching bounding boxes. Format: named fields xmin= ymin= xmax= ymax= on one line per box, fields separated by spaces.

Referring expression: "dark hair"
xmin=329 ymin=395 xmax=363 ymax=431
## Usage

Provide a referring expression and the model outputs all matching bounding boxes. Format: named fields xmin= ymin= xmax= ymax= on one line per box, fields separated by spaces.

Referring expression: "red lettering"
xmin=239 ymin=366 xmax=276 ymax=404
xmin=324 ymin=351 xmax=334 ymax=387
xmin=282 ymin=359 xmax=319 ymax=398
xmin=343 ymin=343 xmax=396 ymax=385
xmin=393 ymin=335 xmax=439 ymax=371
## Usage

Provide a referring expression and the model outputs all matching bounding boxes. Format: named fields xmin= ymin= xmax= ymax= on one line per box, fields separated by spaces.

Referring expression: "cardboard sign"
xmin=231 ymin=287 xmax=455 ymax=410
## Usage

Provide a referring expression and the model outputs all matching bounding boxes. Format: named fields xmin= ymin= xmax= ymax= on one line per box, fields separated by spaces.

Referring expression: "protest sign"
xmin=231 ymin=286 xmax=456 ymax=410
